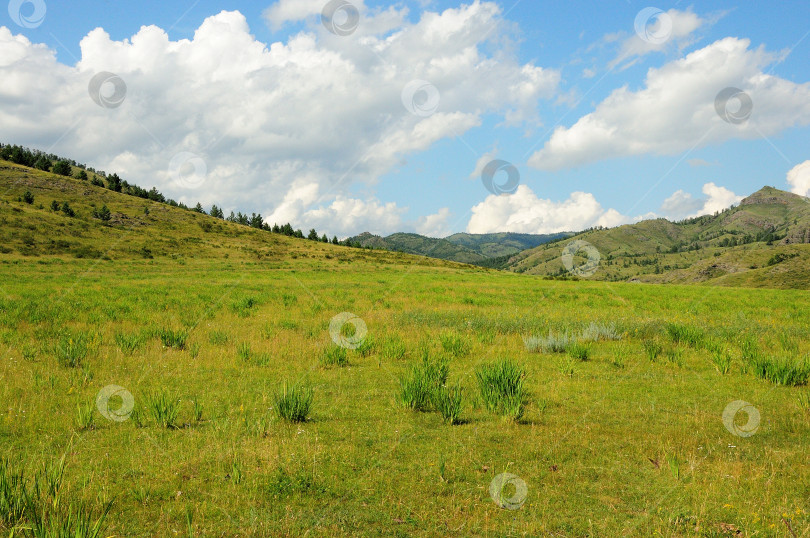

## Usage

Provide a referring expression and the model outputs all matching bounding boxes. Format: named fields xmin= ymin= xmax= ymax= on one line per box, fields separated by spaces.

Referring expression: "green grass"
xmin=524 ymin=330 xmax=573 ymax=353
xmin=399 ymin=354 xmax=449 ymax=412
xmin=320 ymin=345 xmax=349 ymax=367
xmin=158 ymin=328 xmax=187 ymax=350
xmin=475 ymin=358 xmax=528 ymax=421
xmin=748 ymin=354 xmax=810 ymax=386
xmin=54 ymin=330 xmax=90 ymax=368
xmin=272 ymin=382 xmax=313 ymax=423
xmin=145 ymin=392 xmax=180 ymax=428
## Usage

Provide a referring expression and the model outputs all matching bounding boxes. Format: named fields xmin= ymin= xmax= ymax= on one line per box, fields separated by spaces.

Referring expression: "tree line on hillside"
xmin=0 ymin=143 xmax=366 ymax=249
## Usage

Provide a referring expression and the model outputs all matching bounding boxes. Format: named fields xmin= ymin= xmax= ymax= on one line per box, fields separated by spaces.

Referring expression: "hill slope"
xmin=507 ymin=186 xmax=810 ymax=288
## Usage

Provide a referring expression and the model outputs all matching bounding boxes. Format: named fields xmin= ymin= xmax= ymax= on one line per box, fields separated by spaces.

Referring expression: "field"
xmin=1 ymin=253 xmax=809 ymax=536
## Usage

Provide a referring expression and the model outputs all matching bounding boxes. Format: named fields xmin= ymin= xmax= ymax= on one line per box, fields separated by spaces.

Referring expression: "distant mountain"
xmin=348 ymin=231 xmax=573 ymax=265
xmin=506 ymin=186 xmax=810 ymax=289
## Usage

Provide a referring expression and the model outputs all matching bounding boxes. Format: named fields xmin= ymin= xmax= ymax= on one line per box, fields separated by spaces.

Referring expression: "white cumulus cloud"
xmin=660 ymin=182 xmax=742 ymax=220
xmin=786 ymin=160 xmax=810 ymax=197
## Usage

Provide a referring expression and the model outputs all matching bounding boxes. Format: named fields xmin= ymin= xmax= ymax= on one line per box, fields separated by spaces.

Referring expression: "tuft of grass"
xmin=567 ymin=341 xmax=591 ymax=361
xmin=237 ymin=342 xmax=252 ymax=362
xmin=208 ymin=330 xmax=229 ymax=345
xmin=642 ymin=340 xmax=663 ymax=362
xmin=434 ymin=385 xmax=463 ymax=425
xmin=611 ymin=344 xmax=628 ymax=368
xmin=475 ymin=358 xmax=527 ymax=421
xmin=158 ymin=328 xmax=187 ymax=350
xmin=580 ymin=322 xmax=621 ymax=342
xmin=75 ymin=400 xmax=95 ymax=431
xmin=709 ymin=346 xmax=732 ymax=374
xmin=114 ymin=331 xmax=146 ymax=354
xmin=381 ymin=334 xmax=407 ymax=361
xmin=54 ymin=330 xmax=89 ymax=368
xmin=749 ymin=355 xmax=810 ymax=386
xmin=665 ymin=347 xmax=685 ymax=367
xmin=399 ymin=355 xmax=449 ymax=412
xmin=355 ymin=335 xmax=376 ymax=358
xmin=272 ymin=382 xmax=313 ymax=423
xmin=232 ymin=296 xmax=257 ymax=318
xmin=146 ymin=392 xmax=180 ymax=428
xmin=665 ymin=323 xmax=704 ymax=348
xmin=439 ymin=330 xmax=470 ymax=358
xmin=321 ymin=345 xmax=349 ymax=367
xmin=524 ymin=330 xmax=573 ymax=353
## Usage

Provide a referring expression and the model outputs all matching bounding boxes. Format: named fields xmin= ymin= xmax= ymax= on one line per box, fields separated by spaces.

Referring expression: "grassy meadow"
xmin=1 ymin=253 xmax=809 ymax=536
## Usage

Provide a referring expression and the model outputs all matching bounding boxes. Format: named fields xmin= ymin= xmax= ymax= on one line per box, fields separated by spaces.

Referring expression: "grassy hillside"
xmin=350 ymin=231 xmax=572 ymax=265
xmin=0 ymin=160 xmax=808 ymax=536
xmin=507 ymin=187 xmax=810 ymax=289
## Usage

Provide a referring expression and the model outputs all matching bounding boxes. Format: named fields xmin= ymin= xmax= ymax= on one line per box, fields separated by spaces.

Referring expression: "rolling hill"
xmin=349 ymin=230 xmax=572 ymax=265
xmin=506 ymin=186 xmax=810 ymax=288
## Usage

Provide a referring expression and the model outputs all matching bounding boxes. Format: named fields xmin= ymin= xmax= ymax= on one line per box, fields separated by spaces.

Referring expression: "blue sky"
xmin=3 ymin=0 xmax=810 ymax=237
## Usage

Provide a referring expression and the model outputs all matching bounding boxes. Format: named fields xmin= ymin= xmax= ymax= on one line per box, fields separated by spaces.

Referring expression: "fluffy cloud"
xmin=660 ymin=182 xmax=742 ymax=220
xmin=529 ymin=37 xmax=810 ymax=171
xmin=0 ymin=3 xmax=559 ymax=237
xmin=610 ymin=9 xmax=708 ymax=70
xmin=786 ymin=160 xmax=810 ymax=197
xmin=466 ymin=185 xmax=632 ymax=234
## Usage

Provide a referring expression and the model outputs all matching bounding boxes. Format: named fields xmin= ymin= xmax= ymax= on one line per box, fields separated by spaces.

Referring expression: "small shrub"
xmin=581 ymin=322 xmax=621 ymax=342
xmin=159 ymin=328 xmax=187 ymax=350
xmin=399 ymin=355 xmax=449 ymax=412
xmin=567 ymin=341 xmax=591 ymax=361
xmin=272 ymin=382 xmax=313 ymax=423
xmin=475 ymin=359 xmax=527 ymax=420
xmin=61 ymin=202 xmax=75 ymax=217
xmin=524 ymin=331 xmax=573 ymax=353
xmin=92 ymin=205 xmax=111 ymax=221
xmin=22 ymin=190 xmax=34 ymax=204
xmin=321 ymin=345 xmax=348 ymax=367
xmin=146 ymin=392 xmax=180 ymax=428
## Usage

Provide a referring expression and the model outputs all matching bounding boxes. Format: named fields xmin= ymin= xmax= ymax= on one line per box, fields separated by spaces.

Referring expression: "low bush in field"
xmin=475 ymin=358 xmax=527 ymax=421
xmin=272 ymin=382 xmax=313 ymax=423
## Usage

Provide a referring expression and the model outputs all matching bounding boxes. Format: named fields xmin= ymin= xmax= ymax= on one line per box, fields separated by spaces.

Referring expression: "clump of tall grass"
xmin=146 ymin=392 xmax=180 ymax=428
xmin=749 ymin=355 xmax=810 ymax=386
xmin=580 ymin=322 xmax=621 ymax=342
xmin=567 ymin=342 xmax=591 ymax=361
xmin=434 ymin=385 xmax=463 ymax=425
xmin=399 ymin=355 xmax=449 ymax=412
xmin=475 ymin=358 xmax=527 ymax=421
xmin=231 ymin=296 xmax=258 ymax=317
xmin=272 ymin=382 xmax=313 ymax=423
xmin=321 ymin=345 xmax=349 ymax=367
xmin=524 ymin=331 xmax=573 ymax=353
xmin=439 ymin=331 xmax=471 ymax=358
xmin=355 ymin=335 xmax=376 ymax=358
xmin=208 ymin=330 xmax=229 ymax=345
xmin=54 ymin=330 xmax=90 ymax=367
xmin=642 ymin=339 xmax=663 ymax=362
xmin=0 ymin=455 xmax=112 ymax=537
xmin=380 ymin=335 xmax=407 ymax=361
xmin=158 ymin=328 xmax=187 ymax=350
xmin=708 ymin=343 xmax=732 ymax=374
xmin=75 ymin=400 xmax=95 ymax=431
xmin=114 ymin=331 xmax=146 ymax=354
xmin=665 ymin=323 xmax=704 ymax=348
xmin=236 ymin=342 xmax=269 ymax=366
